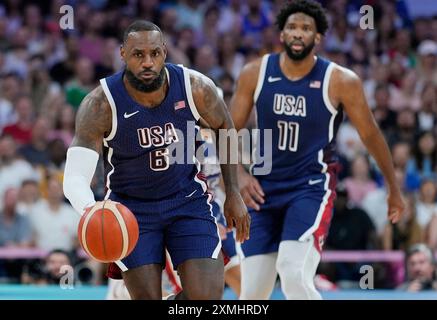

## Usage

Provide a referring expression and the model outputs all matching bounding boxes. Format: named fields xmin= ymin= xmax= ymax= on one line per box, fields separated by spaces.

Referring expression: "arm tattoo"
xmin=190 ymin=72 xmax=226 ymax=130
xmin=71 ymin=86 xmax=112 ymax=152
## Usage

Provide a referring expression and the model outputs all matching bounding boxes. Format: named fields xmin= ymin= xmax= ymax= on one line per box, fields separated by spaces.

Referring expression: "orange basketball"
xmin=78 ymin=200 xmax=139 ymax=263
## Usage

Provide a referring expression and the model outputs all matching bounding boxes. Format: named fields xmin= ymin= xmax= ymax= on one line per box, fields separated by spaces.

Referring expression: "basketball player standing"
xmin=63 ymin=21 xmax=250 ymax=300
xmin=230 ymin=0 xmax=405 ymax=299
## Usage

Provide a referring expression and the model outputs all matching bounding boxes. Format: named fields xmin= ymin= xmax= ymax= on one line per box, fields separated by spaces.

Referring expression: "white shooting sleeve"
xmin=63 ymin=146 xmax=99 ymax=215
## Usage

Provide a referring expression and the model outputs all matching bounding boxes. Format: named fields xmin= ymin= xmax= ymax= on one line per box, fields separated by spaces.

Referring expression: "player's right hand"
xmin=239 ymin=168 xmax=265 ymax=211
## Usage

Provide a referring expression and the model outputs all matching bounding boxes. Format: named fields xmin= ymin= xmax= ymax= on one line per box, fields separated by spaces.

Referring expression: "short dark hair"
xmin=276 ymin=0 xmax=329 ymax=35
xmin=123 ymin=20 xmax=162 ymax=44
xmin=406 ymin=243 xmax=435 ymax=264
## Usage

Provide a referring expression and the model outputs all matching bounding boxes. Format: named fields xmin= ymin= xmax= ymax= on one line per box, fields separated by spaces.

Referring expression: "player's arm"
xmin=63 ymin=86 xmax=112 ymax=215
xmin=228 ymin=59 xmax=265 ymax=210
xmin=229 ymin=59 xmax=260 ymax=131
xmin=190 ymin=71 xmax=250 ymax=242
xmin=333 ymin=67 xmax=405 ymax=223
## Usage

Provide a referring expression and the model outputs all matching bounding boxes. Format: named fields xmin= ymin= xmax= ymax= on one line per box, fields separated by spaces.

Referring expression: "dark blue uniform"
xmin=100 ymin=64 xmax=221 ymax=270
xmin=241 ymin=54 xmax=343 ymax=257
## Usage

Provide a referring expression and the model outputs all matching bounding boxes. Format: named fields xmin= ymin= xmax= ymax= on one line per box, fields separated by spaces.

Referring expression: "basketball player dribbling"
xmin=229 ymin=0 xmax=405 ymax=299
xmin=63 ymin=20 xmax=250 ymax=300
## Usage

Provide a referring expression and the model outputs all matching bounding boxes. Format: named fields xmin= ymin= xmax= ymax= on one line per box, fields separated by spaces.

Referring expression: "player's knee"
xmin=276 ymin=241 xmax=321 ymax=299
xmin=276 ymin=254 xmax=305 ymax=285
xmin=184 ymin=280 xmax=224 ymax=300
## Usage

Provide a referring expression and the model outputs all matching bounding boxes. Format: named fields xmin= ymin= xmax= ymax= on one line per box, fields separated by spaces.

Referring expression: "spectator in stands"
xmin=217 ymin=33 xmax=245 ymax=81
xmin=398 ymin=243 xmax=437 ymax=291
xmin=195 ymin=4 xmax=220 ymax=50
xmin=371 ymin=83 xmax=397 ymax=136
xmin=382 ymin=194 xmax=424 ymax=251
xmin=363 ymin=167 xmax=407 ymax=237
xmin=0 ymin=134 xmax=38 ymax=209
xmin=0 ymin=187 xmax=32 ymax=247
xmin=417 ymin=82 xmax=437 ymax=133
xmin=416 ymin=40 xmax=437 ymax=86
xmin=387 ymin=109 xmax=418 ymax=146
xmin=241 ymin=0 xmax=271 ymax=50
xmin=21 ymin=249 xmax=74 ymax=285
xmin=390 ymin=69 xmax=421 ymax=112
xmin=16 ymin=179 xmax=40 ymax=217
xmin=2 ymin=95 xmax=34 ymax=145
xmin=43 ymin=249 xmax=74 ymax=285
xmin=64 ymin=56 xmax=95 ymax=109
xmin=18 ymin=117 xmax=51 ymax=168
xmin=0 ymin=73 xmax=21 ymax=133
xmin=415 ymin=179 xmax=437 ymax=229
xmin=29 ymin=175 xmax=79 ymax=252
xmin=343 ymin=154 xmax=378 ymax=207
xmin=27 ymin=54 xmax=62 ymax=116
xmin=327 ymin=184 xmax=378 ymax=251
xmin=49 ymin=35 xmax=79 ymax=85
xmin=388 ymin=141 xmax=420 ymax=191
xmin=48 ymin=105 xmax=75 ymax=148
xmin=410 ymin=131 xmax=437 ymax=183
xmin=193 ymin=44 xmax=223 ymax=82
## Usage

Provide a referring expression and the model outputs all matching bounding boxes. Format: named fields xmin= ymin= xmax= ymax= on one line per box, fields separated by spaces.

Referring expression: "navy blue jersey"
xmin=100 ymin=64 xmax=205 ymax=201
xmin=251 ymin=54 xmax=344 ymax=181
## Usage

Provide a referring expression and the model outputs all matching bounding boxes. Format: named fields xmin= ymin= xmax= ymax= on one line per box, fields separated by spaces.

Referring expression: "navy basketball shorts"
xmin=240 ymin=166 xmax=338 ymax=258
xmin=211 ymin=200 xmax=237 ymax=259
xmin=108 ymin=185 xmax=222 ymax=271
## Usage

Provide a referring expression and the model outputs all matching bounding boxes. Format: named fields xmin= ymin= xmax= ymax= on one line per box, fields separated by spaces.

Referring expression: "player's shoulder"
xmin=240 ymin=55 xmax=266 ymax=79
xmin=76 ymin=84 xmax=112 ymax=127
xmin=185 ymin=67 xmax=216 ymax=89
xmin=330 ymin=63 xmax=362 ymax=87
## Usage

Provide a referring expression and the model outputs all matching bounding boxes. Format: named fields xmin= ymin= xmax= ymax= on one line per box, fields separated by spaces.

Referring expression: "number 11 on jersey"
xmin=277 ymin=120 xmax=299 ymax=152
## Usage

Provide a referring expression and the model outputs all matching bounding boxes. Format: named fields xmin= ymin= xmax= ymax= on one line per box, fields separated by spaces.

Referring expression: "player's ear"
xmin=120 ymin=45 xmax=126 ymax=62
xmin=279 ymin=31 xmax=284 ymax=44
xmin=162 ymin=43 xmax=168 ymax=60
xmin=315 ymin=33 xmax=322 ymax=46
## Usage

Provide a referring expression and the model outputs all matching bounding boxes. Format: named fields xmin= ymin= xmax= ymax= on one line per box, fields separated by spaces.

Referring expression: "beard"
xmin=125 ymin=67 xmax=165 ymax=93
xmin=284 ymin=39 xmax=315 ymax=61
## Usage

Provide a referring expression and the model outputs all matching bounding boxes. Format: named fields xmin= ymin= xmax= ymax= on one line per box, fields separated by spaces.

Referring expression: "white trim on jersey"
xmin=322 ymin=63 xmax=338 ymax=141
xmin=253 ymin=54 xmax=270 ymax=103
xmin=298 ymin=150 xmax=332 ymax=241
xmin=192 ymin=126 xmax=222 ymax=258
xmin=182 ymin=67 xmax=201 ymax=121
xmin=103 ymin=147 xmax=115 ymax=200
xmin=100 ymin=78 xmax=118 ymax=201
xmin=100 ymin=78 xmax=118 ymax=142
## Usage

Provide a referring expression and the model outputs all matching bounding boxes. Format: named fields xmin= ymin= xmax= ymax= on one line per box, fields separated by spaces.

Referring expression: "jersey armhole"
xmin=322 ymin=63 xmax=339 ymax=142
xmin=182 ymin=67 xmax=201 ymax=121
xmin=100 ymin=78 xmax=118 ymax=146
xmin=253 ymin=54 xmax=270 ymax=103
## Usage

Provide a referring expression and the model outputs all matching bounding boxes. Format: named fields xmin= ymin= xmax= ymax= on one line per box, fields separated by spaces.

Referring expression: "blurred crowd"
xmin=0 ymin=0 xmax=437 ymax=290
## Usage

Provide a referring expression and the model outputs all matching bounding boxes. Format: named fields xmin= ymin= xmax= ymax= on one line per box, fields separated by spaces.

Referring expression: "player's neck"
xmin=280 ymin=52 xmax=317 ymax=81
xmin=123 ymin=73 xmax=169 ymax=108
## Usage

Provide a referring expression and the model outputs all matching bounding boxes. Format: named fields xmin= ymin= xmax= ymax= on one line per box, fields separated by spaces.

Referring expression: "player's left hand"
xmin=387 ymin=191 xmax=405 ymax=224
xmin=224 ymin=190 xmax=251 ymax=243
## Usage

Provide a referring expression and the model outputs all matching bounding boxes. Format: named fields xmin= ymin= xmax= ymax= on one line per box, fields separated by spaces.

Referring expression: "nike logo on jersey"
xmin=268 ymin=76 xmax=282 ymax=82
xmin=185 ymin=190 xmax=197 ymax=198
xmin=124 ymin=111 xmax=140 ymax=119
xmin=308 ymin=178 xmax=323 ymax=185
